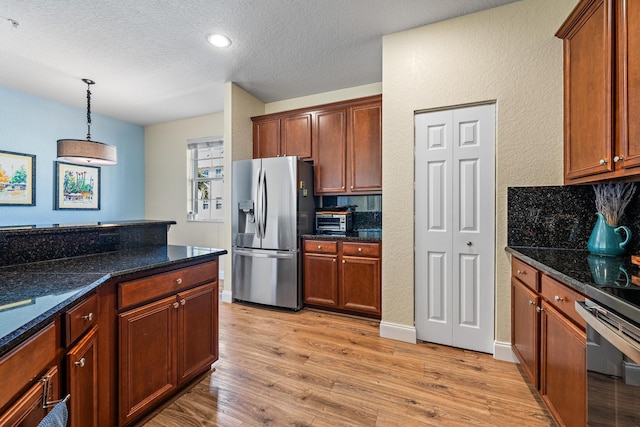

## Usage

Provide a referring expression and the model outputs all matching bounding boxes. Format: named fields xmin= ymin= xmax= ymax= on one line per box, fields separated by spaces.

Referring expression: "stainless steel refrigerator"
xmin=232 ymin=156 xmax=314 ymax=310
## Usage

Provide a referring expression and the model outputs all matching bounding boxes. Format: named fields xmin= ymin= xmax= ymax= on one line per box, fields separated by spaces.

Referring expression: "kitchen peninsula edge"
xmin=0 ymin=221 xmax=227 ymax=426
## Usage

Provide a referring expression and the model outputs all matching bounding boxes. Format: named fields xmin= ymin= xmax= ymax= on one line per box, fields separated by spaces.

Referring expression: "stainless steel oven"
xmin=576 ymin=289 xmax=640 ymax=426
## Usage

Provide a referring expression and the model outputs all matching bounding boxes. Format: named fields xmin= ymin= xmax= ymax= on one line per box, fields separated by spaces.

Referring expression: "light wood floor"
xmin=140 ymin=300 xmax=555 ymax=426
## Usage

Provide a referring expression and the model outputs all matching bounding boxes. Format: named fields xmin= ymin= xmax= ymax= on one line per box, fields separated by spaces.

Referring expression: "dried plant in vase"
xmin=593 ymin=182 xmax=636 ymax=226
xmin=588 ymin=182 xmax=636 ymax=256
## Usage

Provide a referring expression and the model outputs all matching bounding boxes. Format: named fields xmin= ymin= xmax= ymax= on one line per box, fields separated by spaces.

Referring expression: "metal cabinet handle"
xmin=554 ymin=295 xmax=564 ymax=302
xmin=318 ymin=245 xmax=322 ymax=249
xmin=82 ymin=312 xmax=94 ymax=322
xmin=342 ymin=260 xmax=345 ymax=264
xmin=529 ymin=300 xmax=535 ymax=305
xmin=333 ymin=259 xmax=336 ymax=263
xmin=516 ymin=269 xmax=524 ymax=275
xmin=180 ymin=299 xmax=186 ymax=306
xmin=351 ymin=186 xmax=354 ymax=189
xmin=358 ymin=247 xmax=362 ymax=252
xmin=467 ymin=242 xmax=472 ymax=246
xmin=173 ymin=302 xmax=179 ymax=309
xmin=614 ymin=155 xmax=623 ymax=163
xmin=536 ymin=306 xmax=544 ymax=313
xmin=74 ymin=358 xmax=85 ymax=368
xmin=342 ymin=186 xmax=345 ymax=189
xmin=600 ymin=159 xmax=608 ymax=165
xmin=176 ymin=278 xmax=183 ymax=285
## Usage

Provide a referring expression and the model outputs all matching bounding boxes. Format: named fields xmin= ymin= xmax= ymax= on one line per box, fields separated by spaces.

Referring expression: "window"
xmin=187 ymin=137 xmax=224 ymax=222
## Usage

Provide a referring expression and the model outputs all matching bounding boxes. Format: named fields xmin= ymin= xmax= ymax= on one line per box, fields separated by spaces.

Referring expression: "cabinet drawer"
xmin=540 ymin=274 xmax=585 ymax=329
xmin=0 ymin=323 xmax=57 ymax=410
xmin=304 ymin=240 xmax=338 ymax=254
xmin=512 ymin=258 xmax=539 ymax=291
xmin=65 ymin=293 xmax=98 ymax=346
xmin=119 ymin=261 xmax=217 ymax=310
xmin=342 ymin=242 xmax=380 ymax=257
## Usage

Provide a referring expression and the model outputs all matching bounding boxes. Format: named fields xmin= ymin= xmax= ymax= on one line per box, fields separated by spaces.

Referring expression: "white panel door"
xmin=415 ymin=104 xmax=495 ymax=354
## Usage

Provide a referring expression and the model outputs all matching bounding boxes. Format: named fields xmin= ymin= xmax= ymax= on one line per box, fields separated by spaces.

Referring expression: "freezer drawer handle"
xmin=233 ymin=249 xmax=295 ymax=259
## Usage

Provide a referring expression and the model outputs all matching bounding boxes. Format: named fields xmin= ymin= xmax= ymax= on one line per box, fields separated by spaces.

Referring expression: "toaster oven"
xmin=315 ymin=212 xmax=353 ymax=234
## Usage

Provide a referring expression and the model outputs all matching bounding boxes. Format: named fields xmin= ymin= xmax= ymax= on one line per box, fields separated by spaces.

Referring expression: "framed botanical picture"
xmin=55 ymin=162 xmax=100 ymax=210
xmin=0 ymin=150 xmax=36 ymax=206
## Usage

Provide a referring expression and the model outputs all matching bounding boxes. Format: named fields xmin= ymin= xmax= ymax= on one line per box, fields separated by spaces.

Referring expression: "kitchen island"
xmin=0 ymin=221 xmax=226 ymax=427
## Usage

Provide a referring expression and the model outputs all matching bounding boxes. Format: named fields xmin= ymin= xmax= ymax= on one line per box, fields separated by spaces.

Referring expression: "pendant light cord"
xmin=82 ymin=78 xmax=95 ymax=141
xmin=86 ymin=83 xmax=92 ymax=141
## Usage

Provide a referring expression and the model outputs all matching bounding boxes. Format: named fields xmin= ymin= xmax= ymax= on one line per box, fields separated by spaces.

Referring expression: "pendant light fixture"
xmin=57 ymin=78 xmax=117 ymax=166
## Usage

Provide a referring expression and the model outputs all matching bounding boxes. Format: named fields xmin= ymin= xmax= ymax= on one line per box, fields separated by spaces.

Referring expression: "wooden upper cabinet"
xmin=618 ymin=0 xmax=640 ymax=169
xmin=314 ymin=96 xmax=382 ymax=195
xmin=281 ymin=113 xmax=312 ymax=159
xmin=252 ymin=113 xmax=312 ymax=160
xmin=253 ymin=118 xmax=281 ymax=159
xmin=348 ymin=101 xmax=382 ymax=193
xmin=314 ymin=107 xmax=348 ymax=193
xmin=252 ymin=95 xmax=382 ymax=195
xmin=557 ymin=0 xmax=640 ymax=183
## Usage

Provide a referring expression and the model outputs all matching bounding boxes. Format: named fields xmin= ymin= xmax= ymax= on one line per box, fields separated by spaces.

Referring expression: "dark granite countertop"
xmin=0 ymin=219 xmax=176 ymax=235
xmin=302 ymin=229 xmax=382 ymax=242
xmin=0 ymin=244 xmax=227 ymax=358
xmin=506 ymin=246 xmax=640 ymax=323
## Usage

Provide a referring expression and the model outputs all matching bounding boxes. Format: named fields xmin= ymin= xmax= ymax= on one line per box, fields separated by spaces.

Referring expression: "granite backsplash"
xmin=0 ymin=220 xmax=175 ymax=267
xmin=508 ymin=185 xmax=640 ymax=254
xmin=320 ymin=195 xmax=382 ymax=230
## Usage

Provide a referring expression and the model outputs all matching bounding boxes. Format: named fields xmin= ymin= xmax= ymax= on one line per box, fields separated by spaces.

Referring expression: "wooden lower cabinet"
xmin=340 ymin=253 xmax=381 ymax=314
xmin=177 ymin=283 xmax=219 ymax=383
xmin=119 ymin=281 xmax=218 ymax=425
xmin=511 ymin=279 xmax=540 ymax=389
xmin=67 ymin=326 xmax=99 ymax=427
xmin=511 ymin=257 xmax=586 ymax=427
xmin=541 ymin=300 xmax=586 ymax=427
xmin=304 ymin=239 xmax=381 ymax=317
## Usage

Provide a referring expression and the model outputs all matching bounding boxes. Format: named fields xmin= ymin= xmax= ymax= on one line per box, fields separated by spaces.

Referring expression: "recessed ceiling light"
xmin=207 ymin=34 xmax=231 ymax=48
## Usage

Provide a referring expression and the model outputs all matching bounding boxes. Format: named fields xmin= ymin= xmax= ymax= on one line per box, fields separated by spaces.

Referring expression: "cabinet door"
xmin=0 ymin=366 xmax=59 ymax=427
xmin=119 ymin=295 xmax=178 ymax=425
xmin=304 ymin=253 xmax=339 ymax=307
xmin=253 ymin=118 xmax=281 ymax=159
xmin=348 ymin=101 xmax=382 ymax=193
xmin=511 ymin=279 xmax=540 ymax=389
xmin=540 ymin=301 xmax=586 ymax=427
xmin=177 ymin=283 xmax=218 ymax=385
xmin=281 ymin=113 xmax=312 ymax=159
xmin=618 ymin=0 xmax=640 ymax=169
xmin=67 ymin=326 xmax=98 ymax=427
xmin=340 ymin=255 xmax=381 ymax=315
xmin=314 ymin=108 xmax=347 ymax=194
xmin=560 ymin=0 xmax=613 ymax=181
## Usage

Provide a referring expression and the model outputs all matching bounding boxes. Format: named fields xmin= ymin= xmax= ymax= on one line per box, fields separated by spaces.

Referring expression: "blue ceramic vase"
xmin=587 ymin=212 xmax=631 ymax=256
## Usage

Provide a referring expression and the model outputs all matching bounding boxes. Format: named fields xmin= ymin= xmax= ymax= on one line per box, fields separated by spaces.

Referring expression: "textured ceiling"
xmin=0 ymin=0 xmax=519 ymax=126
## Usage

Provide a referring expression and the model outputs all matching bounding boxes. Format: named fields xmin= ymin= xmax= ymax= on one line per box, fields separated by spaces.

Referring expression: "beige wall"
xmin=265 ymin=83 xmax=382 ymax=114
xmin=222 ymin=83 xmax=265 ymax=292
xmin=145 ymin=113 xmax=225 ymax=255
xmin=382 ymin=0 xmax=578 ymax=344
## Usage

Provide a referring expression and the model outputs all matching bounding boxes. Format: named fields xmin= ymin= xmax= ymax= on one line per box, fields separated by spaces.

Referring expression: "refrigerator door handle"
xmin=261 ymin=169 xmax=268 ymax=237
xmin=233 ymin=248 xmax=295 ymax=259
xmin=255 ymin=167 xmax=263 ymax=239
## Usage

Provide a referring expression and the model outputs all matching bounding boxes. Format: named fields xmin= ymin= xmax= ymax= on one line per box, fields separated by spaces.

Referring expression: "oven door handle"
xmin=576 ymin=301 xmax=640 ymax=365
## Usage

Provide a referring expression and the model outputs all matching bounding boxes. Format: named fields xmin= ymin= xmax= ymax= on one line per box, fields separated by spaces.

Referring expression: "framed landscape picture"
xmin=55 ymin=162 xmax=100 ymax=210
xmin=0 ymin=150 xmax=36 ymax=206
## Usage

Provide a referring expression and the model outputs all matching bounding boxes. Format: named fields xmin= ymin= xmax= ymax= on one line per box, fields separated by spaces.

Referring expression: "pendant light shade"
xmin=57 ymin=79 xmax=117 ymax=166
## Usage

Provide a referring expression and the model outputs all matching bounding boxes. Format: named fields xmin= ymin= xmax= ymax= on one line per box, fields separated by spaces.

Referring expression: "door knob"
xmin=74 ymin=358 xmax=86 ymax=368
xmin=467 ymin=242 xmax=472 ymax=246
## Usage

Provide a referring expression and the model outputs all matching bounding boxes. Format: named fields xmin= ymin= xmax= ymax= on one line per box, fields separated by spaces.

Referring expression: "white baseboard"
xmin=493 ymin=340 xmax=518 ymax=363
xmin=379 ymin=321 xmax=416 ymax=343
xmin=221 ymin=289 xmax=233 ymax=303
xmin=219 ymin=269 xmax=224 ymax=280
